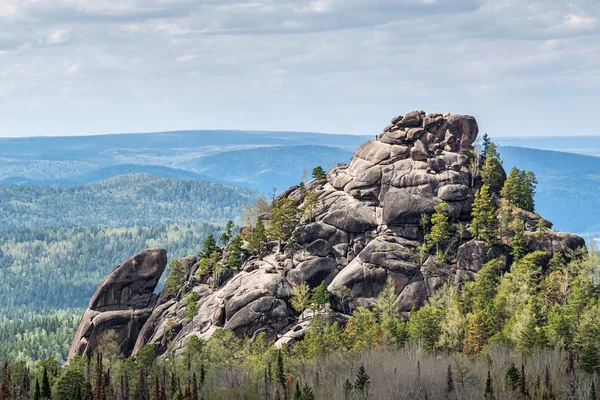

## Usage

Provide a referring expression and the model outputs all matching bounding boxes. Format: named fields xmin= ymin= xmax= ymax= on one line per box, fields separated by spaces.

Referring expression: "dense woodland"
xmin=0 ymin=174 xmax=256 ymax=365
xmin=0 ymin=174 xmax=257 ymax=230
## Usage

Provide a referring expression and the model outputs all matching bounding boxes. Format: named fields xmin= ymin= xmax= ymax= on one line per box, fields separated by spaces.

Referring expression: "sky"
xmin=0 ymin=0 xmax=598 ymax=138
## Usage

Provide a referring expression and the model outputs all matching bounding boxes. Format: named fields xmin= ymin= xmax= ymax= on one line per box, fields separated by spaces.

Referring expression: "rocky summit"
xmin=69 ymin=111 xmax=585 ymax=360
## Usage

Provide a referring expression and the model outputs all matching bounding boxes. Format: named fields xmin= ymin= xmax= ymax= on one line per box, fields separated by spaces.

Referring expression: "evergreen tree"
xmin=55 ymin=369 xmax=86 ymax=400
xmin=199 ymin=235 xmax=218 ymax=259
xmin=301 ymin=384 xmax=315 ymax=400
xmin=501 ymin=167 xmax=537 ymax=212
xmin=518 ymin=363 xmax=528 ymax=399
xmin=343 ymin=379 xmax=353 ymax=400
xmin=227 ymin=235 xmax=245 ymax=269
xmin=511 ymin=218 xmax=527 ymax=262
xmin=275 ymin=350 xmax=286 ymax=397
xmin=484 ymin=371 xmax=494 ymax=400
xmin=220 ymin=220 xmax=234 ymax=245
xmin=311 ymin=166 xmax=326 ymax=180
xmin=247 ymin=218 xmax=267 ymax=256
xmin=34 ymin=378 xmax=41 ymax=400
xmin=425 ymin=202 xmax=451 ymax=257
xmin=165 ymin=259 xmax=185 ymax=296
xmin=463 ymin=312 xmax=486 ymax=356
xmin=481 ymin=142 xmax=504 ymax=192
xmin=310 ymin=281 xmax=331 ymax=313
xmin=0 ymin=362 xmax=10 ymax=400
xmin=291 ymin=283 xmax=311 ymax=318
xmin=294 ymin=382 xmax=301 ymax=400
xmin=591 ymin=380 xmax=597 ymax=400
xmin=354 ymin=365 xmax=371 ymax=397
xmin=469 ymin=184 xmax=498 ymax=243
xmin=41 ymin=366 xmax=52 ymax=400
xmin=268 ymin=198 xmax=300 ymax=244
xmin=481 ymin=133 xmax=492 ymax=160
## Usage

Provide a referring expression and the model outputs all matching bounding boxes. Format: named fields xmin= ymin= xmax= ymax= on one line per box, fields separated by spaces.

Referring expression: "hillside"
xmin=0 ymin=174 xmax=258 ymax=230
xmin=0 ymin=131 xmax=368 ymax=192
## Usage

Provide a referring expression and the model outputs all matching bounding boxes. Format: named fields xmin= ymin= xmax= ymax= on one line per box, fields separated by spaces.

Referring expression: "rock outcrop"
xmin=68 ymin=111 xmax=585 ymax=360
xmin=68 ymin=249 xmax=167 ymax=359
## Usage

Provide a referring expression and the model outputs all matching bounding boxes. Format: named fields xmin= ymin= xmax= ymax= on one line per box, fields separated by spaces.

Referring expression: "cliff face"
xmin=68 ymin=111 xmax=585 ymax=360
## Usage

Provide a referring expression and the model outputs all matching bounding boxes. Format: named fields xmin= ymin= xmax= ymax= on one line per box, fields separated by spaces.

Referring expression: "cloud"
xmin=45 ymin=29 xmax=69 ymax=45
xmin=0 ymin=0 xmax=599 ymax=137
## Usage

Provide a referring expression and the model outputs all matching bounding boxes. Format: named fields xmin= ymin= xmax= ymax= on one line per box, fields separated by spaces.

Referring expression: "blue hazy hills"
xmin=1 ymin=130 xmax=599 ymax=237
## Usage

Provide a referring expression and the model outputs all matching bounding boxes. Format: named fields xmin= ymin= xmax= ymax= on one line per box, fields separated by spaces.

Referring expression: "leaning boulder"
xmin=68 ymin=249 xmax=167 ymax=360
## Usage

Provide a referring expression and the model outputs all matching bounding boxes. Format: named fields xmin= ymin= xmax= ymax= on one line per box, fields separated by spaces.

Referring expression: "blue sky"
xmin=0 ymin=0 xmax=598 ymax=137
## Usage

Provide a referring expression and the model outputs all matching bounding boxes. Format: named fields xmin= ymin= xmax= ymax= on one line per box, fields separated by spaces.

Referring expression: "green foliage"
xmin=510 ymin=218 xmax=527 ymax=261
xmin=310 ymin=281 xmax=330 ymax=309
xmin=55 ymin=367 xmax=85 ymax=400
xmin=311 ymin=166 xmax=327 ymax=180
xmin=220 ymin=220 xmax=235 ymax=245
xmin=343 ymin=308 xmax=382 ymax=351
xmin=227 ymin=235 xmax=245 ymax=269
xmin=185 ymin=292 xmax=201 ymax=320
xmin=469 ymin=184 xmax=498 ymax=243
xmin=199 ymin=234 xmax=218 ymax=259
xmin=425 ymin=202 xmax=451 ymax=257
xmin=481 ymin=142 xmax=504 ymax=192
xmin=354 ymin=364 xmax=371 ymax=395
xmin=408 ymin=306 xmax=445 ymax=351
xmin=291 ymin=283 xmax=311 ymax=316
xmin=247 ymin=218 xmax=267 ymax=256
xmin=501 ymin=167 xmax=538 ymax=212
xmin=267 ymin=198 xmax=300 ymax=243
xmin=165 ymin=259 xmax=185 ymax=296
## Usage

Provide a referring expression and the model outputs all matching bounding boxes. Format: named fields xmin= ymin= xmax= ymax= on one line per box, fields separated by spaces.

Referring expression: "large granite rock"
xmin=69 ymin=111 xmax=586 ymax=360
xmin=68 ymin=249 xmax=167 ymax=359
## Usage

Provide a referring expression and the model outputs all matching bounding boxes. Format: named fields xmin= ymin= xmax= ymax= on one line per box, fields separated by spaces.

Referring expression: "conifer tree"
xmin=518 ymin=363 xmax=528 ymax=399
xmin=0 ymin=362 xmax=10 ymax=400
xmin=426 ymin=202 xmax=451 ymax=258
xmin=41 ymin=366 xmax=52 ymax=400
xmin=268 ymin=198 xmax=300 ymax=245
xmin=311 ymin=166 xmax=326 ymax=180
xmin=506 ymin=363 xmax=520 ymax=390
xmin=301 ymin=384 xmax=315 ymax=400
xmin=199 ymin=235 xmax=218 ymax=259
xmin=165 ymin=259 xmax=185 ymax=296
xmin=220 ymin=220 xmax=234 ymax=245
xmin=291 ymin=283 xmax=311 ymax=318
xmin=469 ymin=184 xmax=498 ymax=243
xmin=276 ymin=350 xmax=286 ymax=399
xmin=481 ymin=142 xmax=504 ymax=192
xmin=481 ymin=133 xmax=492 ymax=160
xmin=354 ymin=365 xmax=371 ymax=397
xmin=227 ymin=235 xmax=245 ymax=269
xmin=247 ymin=218 xmax=267 ymax=256
xmin=484 ymin=371 xmax=494 ymax=400
xmin=343 ymin=379 xmax=353 ymax=400
xmin=511 ymin=217 xmax=527 ymax=262
xmin=463 ymin=312 xmax=486 ymax=356
xmin=310 ymin=281 xmax=331 ymax=311
xmin=591 ymin=380 xmax=597 ymax=400
xmin=501 ymin=167 xmax=537 ymax=212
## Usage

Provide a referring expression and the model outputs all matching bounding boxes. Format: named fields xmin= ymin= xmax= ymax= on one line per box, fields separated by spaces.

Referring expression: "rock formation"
xmin=69 ymin=111 xmax=585 ymax=360
xmin=69 ymin=249 xmax=167 ymax=359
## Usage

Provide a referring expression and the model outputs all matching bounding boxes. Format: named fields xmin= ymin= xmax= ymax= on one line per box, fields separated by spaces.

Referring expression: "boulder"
xmin=68 ymin=249 xmax=167 ymax=359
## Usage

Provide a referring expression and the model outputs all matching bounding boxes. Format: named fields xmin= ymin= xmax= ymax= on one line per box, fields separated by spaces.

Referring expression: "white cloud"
xmin=176 ymin=54 xmax=196 ymax=63
xmin=46 ymin=29 xmax=69 ymax=45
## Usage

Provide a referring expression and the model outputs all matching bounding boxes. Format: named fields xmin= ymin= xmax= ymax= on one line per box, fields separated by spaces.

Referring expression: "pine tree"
xmin=484 ymin=371 xmax=494 ymax=400
xmin=301 ymin=384 xmax=315 ymax=400
xmin=34 ymin=379 xmax=41 ymax=400
xmin=425 ymin=202 xmax=451 ymax=257
xmin=469 ymin=184 xmax=498 ymax=243
xmin=247 ymin=218 xmax=267 ymax=256
xmin=591 ymin=380 xmax=597 ymax=400
xmin=293 ymin=382 xmax=301 ymax=400
xmin=311 ymin=166 xmax=326 ymax=180
xmin=41 ymin=366 xmax=52 ymax=400
xmin=199 ymin=235 xmax=218 ymax=259
xmin=165 ymin=259 xmax=185 ymax=296
xmin=481 ymin=133 xmax=492 ymax=160
xmin=511 ymin=217 xmax=527 ymax=261
xmin=354 ymin=365 xmax=371 ymax=397
xmin=0 ymin=362 xmax=10 ymax=400
xmin=481 ymin=142 xmax=504 ymax=192
xmin=506 ymin=363 xmax=520 ymax=391
xmin=227 ymin=235 xmax=245 ymax=269
xmin=501 ymin=167 xmax=537 ymax=212
xmin=276 ymin=350 xmax=286 ymax=398
xmin=291 ymin=283 xmax=311 ymax=318
xmin=463 ymin=312 xmax=486 ymax=356
xmin=310 ymin=281 xmax=331 ymax=312
xmin=220 ymin=220 xmax=234 ymax=245
xmin=343 ymin=379 xmax=353 ymax=400
xmin=268 ymin=198 xmax=300 ymax=244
